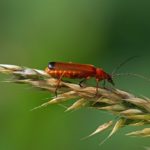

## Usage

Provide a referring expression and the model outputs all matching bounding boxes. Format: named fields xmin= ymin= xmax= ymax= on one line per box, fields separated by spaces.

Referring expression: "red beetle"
xmin=45 ymin=62 xmax=114 ymax=96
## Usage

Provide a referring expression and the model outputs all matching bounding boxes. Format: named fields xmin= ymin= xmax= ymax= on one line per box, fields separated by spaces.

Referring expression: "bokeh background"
xmin=0 ymin=0 xmax=150 ymax=150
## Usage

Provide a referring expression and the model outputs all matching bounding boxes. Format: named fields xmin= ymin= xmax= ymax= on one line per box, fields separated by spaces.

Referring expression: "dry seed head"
xmin=0 ymin=64 xmax=150 ymax=143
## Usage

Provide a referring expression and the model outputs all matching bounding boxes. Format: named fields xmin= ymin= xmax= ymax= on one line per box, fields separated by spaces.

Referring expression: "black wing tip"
xmin=48 ymin=62 xmax=56 ymax=69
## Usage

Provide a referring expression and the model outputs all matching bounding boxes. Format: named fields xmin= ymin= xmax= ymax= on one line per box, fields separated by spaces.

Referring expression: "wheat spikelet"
xmin=0 ymin=64 xmax=150 ymax=141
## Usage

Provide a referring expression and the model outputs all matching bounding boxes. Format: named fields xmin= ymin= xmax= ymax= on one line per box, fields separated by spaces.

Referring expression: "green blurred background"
xmin=0 ymin=0 xmax=150 ymax=150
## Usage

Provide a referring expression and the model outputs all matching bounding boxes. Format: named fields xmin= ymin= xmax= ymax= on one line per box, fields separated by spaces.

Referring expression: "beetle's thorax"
xmin=96 ymin=68 xmax=114 ymax=86
xmin=96 ymin=68 xmax=110 ymax=80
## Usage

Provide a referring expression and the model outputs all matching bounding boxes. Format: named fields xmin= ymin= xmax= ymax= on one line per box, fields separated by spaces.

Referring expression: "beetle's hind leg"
xmin=55 ymin=72 xmax=65 ymax=97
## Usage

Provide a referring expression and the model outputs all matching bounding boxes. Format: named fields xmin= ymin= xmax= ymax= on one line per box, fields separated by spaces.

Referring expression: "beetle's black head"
xmin=48 ymin=62 xmax=55 ymax=69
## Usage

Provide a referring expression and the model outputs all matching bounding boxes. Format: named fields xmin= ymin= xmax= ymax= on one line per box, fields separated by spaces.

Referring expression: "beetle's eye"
xmin=48 ymin=62 xmax=55 ymax=69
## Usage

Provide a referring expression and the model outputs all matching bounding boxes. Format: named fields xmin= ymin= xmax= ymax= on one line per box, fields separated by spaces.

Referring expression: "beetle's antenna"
xmin=111 ymin=56 xmax=139 ymax=76
xmin=114 ymin=73 xmax=150 ymax=82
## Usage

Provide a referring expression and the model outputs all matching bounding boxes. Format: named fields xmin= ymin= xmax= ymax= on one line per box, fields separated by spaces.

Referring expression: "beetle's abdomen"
xmin=45 ymin=67 xmax=95 ymax=78
xmin=45 ymin=62 xmax=96 ymax=79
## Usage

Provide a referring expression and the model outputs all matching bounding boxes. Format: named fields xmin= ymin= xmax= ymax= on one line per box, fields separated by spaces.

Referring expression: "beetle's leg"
xmin=95 ymin=78 xmax=99 ymax=96
xmin=79 ymin=78 xmax=87 ymax=87
xmin=79 ymin=76 xmax=90 ymax=87
xmin=55 ymin=72 xmax=65 ymax=97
